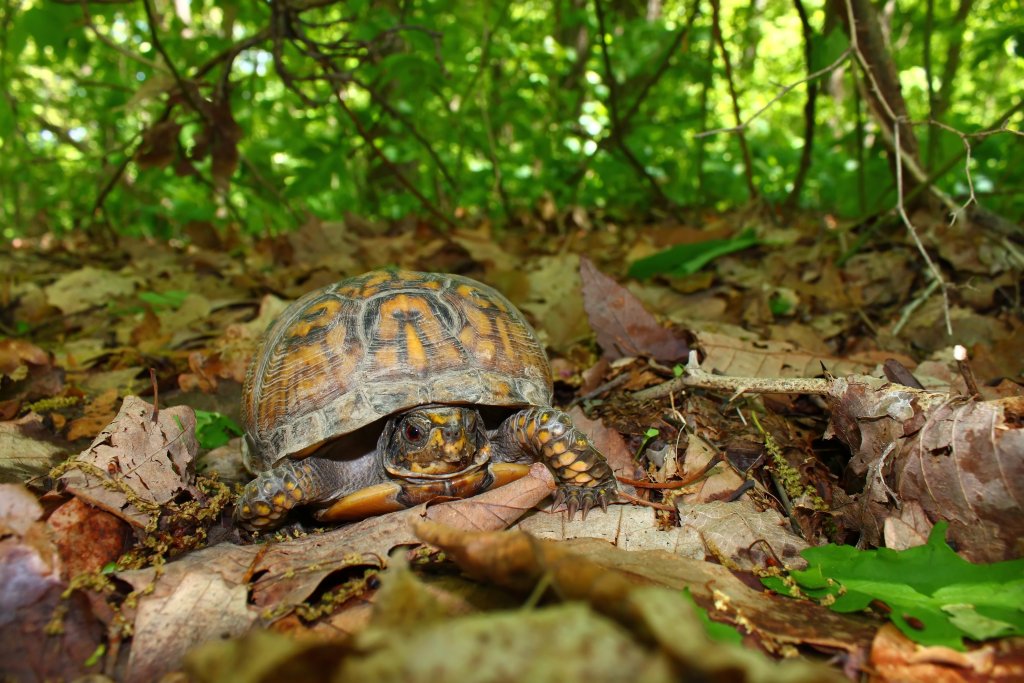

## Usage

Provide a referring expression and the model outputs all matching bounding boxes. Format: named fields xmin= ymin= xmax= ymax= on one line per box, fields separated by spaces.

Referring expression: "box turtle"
xmin=236 ymin=269 xmax=618 ymax=530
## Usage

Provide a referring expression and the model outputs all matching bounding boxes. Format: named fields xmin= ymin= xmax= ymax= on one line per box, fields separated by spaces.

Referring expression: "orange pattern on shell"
xmin=242 ymin=270 xmax=552 ymax=471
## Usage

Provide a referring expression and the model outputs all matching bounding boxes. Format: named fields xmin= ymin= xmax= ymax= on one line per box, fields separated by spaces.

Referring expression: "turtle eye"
xmin=404 ymin=423 xmax=424 ymax=443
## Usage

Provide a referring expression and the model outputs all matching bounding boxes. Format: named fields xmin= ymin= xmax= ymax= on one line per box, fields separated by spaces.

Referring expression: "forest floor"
xmin=2 ymin=206 xmax=1023 ymax=682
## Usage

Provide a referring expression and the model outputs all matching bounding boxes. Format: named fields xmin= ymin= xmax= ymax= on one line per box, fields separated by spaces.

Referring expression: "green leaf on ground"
xmin=138 ymin=290 xmax=192 ymax=310
xmin=627 ymin=228 xmax=760 ymax=279
xmin=194 ymin=410 xmax=243 ymax=450
xmin=683 ymin=589 xmax=743 ymax=644
xmin=761 ymin=522 xmax=1024 ymax=650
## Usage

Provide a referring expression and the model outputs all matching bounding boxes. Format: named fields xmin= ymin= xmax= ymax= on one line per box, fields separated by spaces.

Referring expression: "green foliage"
xmin=627 ymin=228 xmax=760 ymax=279
xmin=193 ymin=409 xmax=243 ymax=450
xmin=138 ymin=290 xmax=191 ymax=310
xmin=683 ymin=589 xmax=744 ymax=644
xmin=1 ymin=0 xmax=1022 ymax=238
xmin=762 ymin=522 xmax=1024 ymax=650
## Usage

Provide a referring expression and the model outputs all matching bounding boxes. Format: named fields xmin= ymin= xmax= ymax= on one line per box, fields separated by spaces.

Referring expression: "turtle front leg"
xmin=496 ymin=407 xmax=618 ymax=520
xmin=235 ymin=460 xmax=322 ymax=530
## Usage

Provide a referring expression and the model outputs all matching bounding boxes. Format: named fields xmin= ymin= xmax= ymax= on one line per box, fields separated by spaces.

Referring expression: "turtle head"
xmin=380 ymin=406 xmax=490 ymax=478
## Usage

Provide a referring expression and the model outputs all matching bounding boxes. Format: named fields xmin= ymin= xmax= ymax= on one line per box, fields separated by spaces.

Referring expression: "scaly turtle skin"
xmin=235 ymin=269 xmax=617 ymax=530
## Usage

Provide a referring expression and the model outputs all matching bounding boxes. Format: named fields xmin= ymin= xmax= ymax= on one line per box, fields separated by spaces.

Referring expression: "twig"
xmin=707 ymin=0 xmax=756 ymax=199
xmin=149 ymin=368 xmax=159 ymax=422
xmin=616 ymin=490 xmax=676 ymax=513
xmin=617 ymin=454 xmax=722 ymax=490
xmin=784 ymin=0 xmax=819 ymax=209
xmin=697 ymin=49 xmax=852 ymax=139
xmin=953 ymin=345 xmax=980 ymax=396
xmin=632 ymin=352 xmax=831 ymax=402
xmin=890 ymin=276 xmax=940 ymax=337
xmin=331 ymin=89 xmax=455 ymax=228
xmin=142 ymin=0 xmax=212 ymax=125
xmin=893 ymin=122 xmax=953 ymax=335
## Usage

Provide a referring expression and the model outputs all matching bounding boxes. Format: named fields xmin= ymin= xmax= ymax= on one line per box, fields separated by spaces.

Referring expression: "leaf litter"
xmin=1 ymin=211 xmax=1022 ymax=681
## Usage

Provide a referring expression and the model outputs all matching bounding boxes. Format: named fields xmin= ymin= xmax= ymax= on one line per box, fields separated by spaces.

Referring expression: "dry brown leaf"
xmin=579 ymin=257 xmax=688 ymax=362
xmin=517 ymin=254 xmax=593 ymax=354
xmin=697 ymin=330 xmax=878 ymax=378
xmin=827 ymin=377 xmax=1024 ymax=561
xmin=870 ymin=624 xmax=1024 ymax=682
xmin=0 ymin=338 xmax=50 ymax=377
xmin=414 ymin=521 xmax=868 ymax=671
xmin=676 ymin=499 xmax=809 ymax=571
xmin=0 ymin=484 xmax=105 ymax=681
xmin=44 ymin=266 xmax=137 ymax=314
xmin=65 ymin=387 xmax=121 ymax=441
xmin=518 ymin=505 xmax=708 ymax=560
xmin=47 ymin=496 xmax=131 ymax=579
xmin=0 ymin=413 xmax=68 ymax=484
xmin=60 ymin=395 xmax=199 ymax=527
xmin=450 ymin=223 xmax=520 ymax=270
xmin=119 ymin=546 xmax=258 ymax=683
xmin=679 ymin=435 xmax=748 ymax=504
xmin=178 ymin=294 xmax=287 ymax=392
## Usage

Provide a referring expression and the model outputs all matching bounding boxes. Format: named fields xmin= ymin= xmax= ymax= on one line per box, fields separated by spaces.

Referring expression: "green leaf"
xmin=194 ymin=409 xmax=244 ymax=450
xmin=627 ymin=228 xmax=760 ymax=280
xmin=138 ymin=290 xmax=191 ymax=310
xmin=683 ymin=588 xmax=743 ymax=643
xmin=762 ymin=522 xmax=1024 ymax=650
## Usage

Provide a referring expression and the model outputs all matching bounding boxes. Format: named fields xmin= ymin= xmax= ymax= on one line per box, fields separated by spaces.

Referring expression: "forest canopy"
xmin=1 ymin=0 xmax=1022 ymax=239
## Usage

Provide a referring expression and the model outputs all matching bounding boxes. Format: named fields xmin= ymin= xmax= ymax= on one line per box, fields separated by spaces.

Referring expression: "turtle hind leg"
xmin=496 ymin=406 xmax=618 ymax=520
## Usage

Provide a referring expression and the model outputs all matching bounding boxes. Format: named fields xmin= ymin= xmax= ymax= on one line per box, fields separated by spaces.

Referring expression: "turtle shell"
xmin=242 ymin=270 xmax=553 ymax=471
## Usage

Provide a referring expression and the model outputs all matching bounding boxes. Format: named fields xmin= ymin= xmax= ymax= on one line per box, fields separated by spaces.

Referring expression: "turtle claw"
xmin=555 ymin=483 xmax=617 ymax=521
xmin=566 ymin=495 xmax=580 ymax=521
xmin=551 ymin=487 xmax=566 ymax=512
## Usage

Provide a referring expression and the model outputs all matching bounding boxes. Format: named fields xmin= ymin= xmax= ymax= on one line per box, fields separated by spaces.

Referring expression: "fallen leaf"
xmin=47 ymin=497 xmax=131 ymax=579
xmin=415 ymin=521 xmax=866 ymax=670
xmin=676 ymin=499 xmax=810 ymax=571
xmin=579 ymin=257 xmax=688 ymax=362
xmin=0 ymin=339 xmax=49 ymax=377
xmin=0 ymin=414 xmax=69 ymax=484
xmin=44 ymin=266 xmax=137 ymax=315
xmin=65 ymin=387 xmax=121 ymax=441
xmin=827 ymin=377 xmax=1024 ymax=562
xmin=60 ymin=395 xmax=200 ymax=527
xmin=870 ymin=623 xmax=1023 ymax=682
xmin=0 ymin=484 xmax=105 ymax=681
xmin=697 ymin=330 xmax=877 ymax=378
